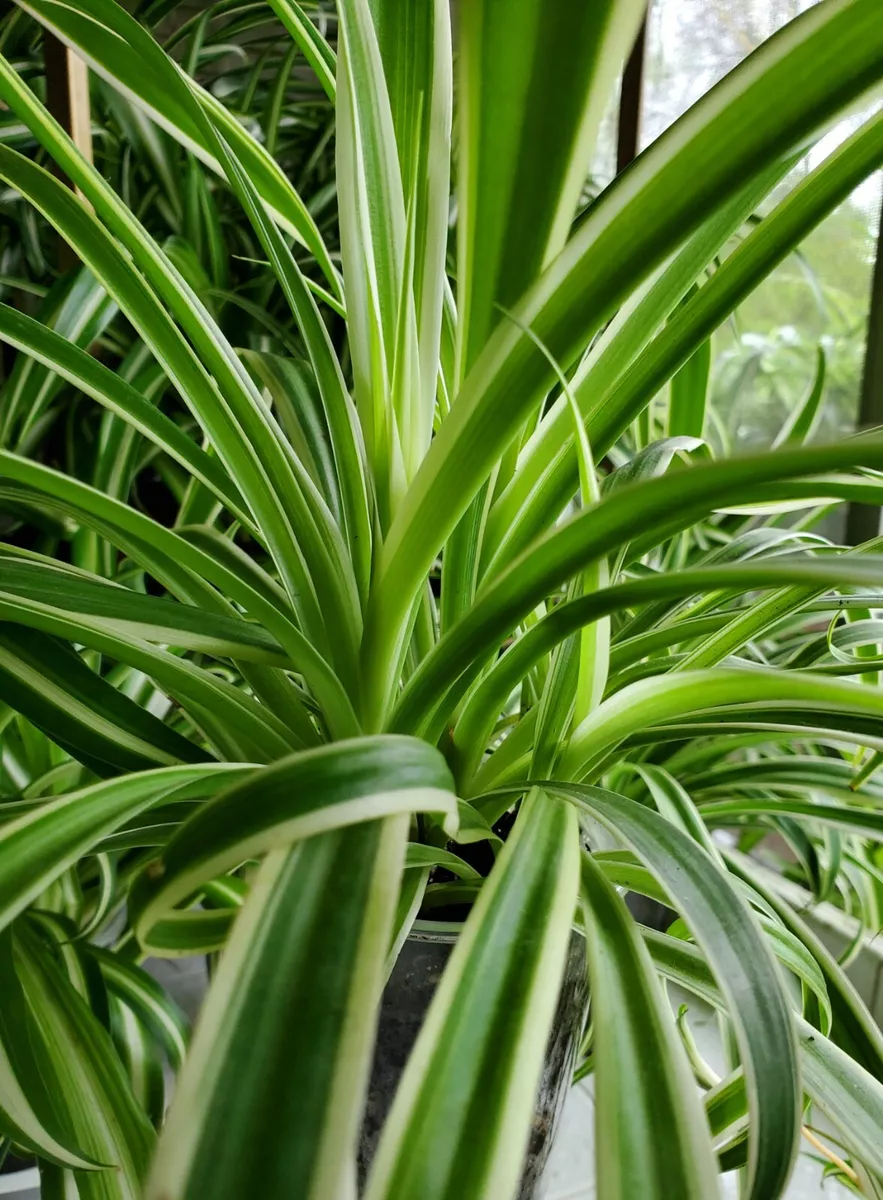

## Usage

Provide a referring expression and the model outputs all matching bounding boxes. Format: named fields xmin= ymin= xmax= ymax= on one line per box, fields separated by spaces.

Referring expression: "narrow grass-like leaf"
xmin=485 ymin=167 xmax=787 ymax=573
xmin=197 ymin=126 xmax=372 ymax=605
xmin=131 ymin=737 xmax=456 ymax=952
xmin=774 ymin=345 xmax=827 ymax=448
xmin=0 ymin=624 xmax=208 ymax=774
xmin=443 ymin=557 xmax=883 ymax=775
xmin=394 ymin=440 xmax=883 ymax=736
xmin=798 ymin=1021 xmax=883 ymax=1179
xmin=14 ymin=923 xmax=155 ymax=1199
xmin=545 ymin=783 xmax=800 ymax=1200
xmin=668 ymin=334 xmax=710 ymax=439
xmin=369 ymin=0 xmax=451 ymax=437
xmin=86 ymin=948 xmax=189 ymax=1071
xmin=0 ymin=302 xmax=249 ymax=523
xmin=266 ymin=0 xmax=336 ymax=101
xmin=700 ymin=797 xmax=883 ymax=840
xmin=645 ymin=930 xmax=883 ymax=1183
xmin=444 ymin=0 xmax=644 ymax=621
xmin=0 ymin=267 xmax=116 ymax=451
xmin=147 ymin=821 xmax=406 ymax=1200
xmin=0 ymin=589 xmax=300 ymax=762
xmin=0 ymin=929 xmax=100 ymax=1169
xmin=366 ymin=789 xmax=579 ymax=1200
xmin=0 ymin=61 xmax=356 ymax=662
xmin=369 ymin=0 xmax=883 ymax=701
xmin=0 ymin=451 xmax=358 ymax=736
xmin=456 ymin=0 xmax=645 ymax=372
xmin=728 ymin=852 xmax=883 ymax=1082
xmin=107 ymin=993 xmax=164 ymax=1129
xmin=17 ymin=0 xmax=339 ymax=289
xmin=586 ymin=110 xmax=883 ymax=459
xmin=0 ymin=764 xmax=248 ymax=936
xmin=0 ymin=555 xmax=289 ymax=665
xmin=335 ymin=0 xmax=406 ymax=494
xmin=580 ymin=851 xmax=719 ymax=1198
xmin=563 ymin=668 xmax=883 ymax=781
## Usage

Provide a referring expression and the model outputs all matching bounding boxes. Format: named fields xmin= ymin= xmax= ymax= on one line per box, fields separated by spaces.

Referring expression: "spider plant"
xmin=0 ymin=0 xmax=338 ymax=411
xmin=0 ymin=0 xmax=338 ymax=584
xmin=2 ymin=0 xmax=883 ymax=1197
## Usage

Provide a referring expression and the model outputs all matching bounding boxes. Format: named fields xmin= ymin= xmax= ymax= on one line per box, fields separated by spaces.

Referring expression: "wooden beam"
xmin=846 ymin=199 xmax=883 ymax=546
xmin=42 ymin=30 xmax=92 ymax=267
xmin=617 ymin=13 xmax=648 ymax=175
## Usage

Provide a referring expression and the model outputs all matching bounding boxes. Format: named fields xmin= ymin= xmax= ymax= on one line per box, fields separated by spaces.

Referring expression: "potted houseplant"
xmin=2 ymin=0 xmax=883 ymax=1197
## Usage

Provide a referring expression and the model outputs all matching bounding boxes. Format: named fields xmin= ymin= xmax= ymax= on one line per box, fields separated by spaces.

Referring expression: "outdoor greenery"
xmin=644 ymin=0 xmax=882 ymax=450
xmin=1 ymin=1 xmax=883 ymax=1198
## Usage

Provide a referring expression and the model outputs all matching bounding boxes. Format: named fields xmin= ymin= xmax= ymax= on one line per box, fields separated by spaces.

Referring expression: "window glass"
xmin=643 ymin=0 xmax=882 ymax=448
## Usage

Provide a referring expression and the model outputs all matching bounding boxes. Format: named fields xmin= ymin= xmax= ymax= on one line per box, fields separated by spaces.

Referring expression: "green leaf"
xmin=728 ymin=852 xmax=883 ymax=1083
xmin=366 ymin=789 xmax=579 ymax=1200
xmin=630 ymin=764 xmax=721 ymax=861
xmin=486 ymin=165 xmax=788 ymax=573
xmin=587 ymin=110 xmax=883 ymax=460
xmin=450 ymin=561 xmax=858 ymax=771
xmin=0 ymin=301 xmax=249 ymax=523
xmin=529 ymin=623 xmax=580 ymax=780
xmin=404 ymin=843 xmax=481 ymax=881
xmin=544 ymin=783 xmax=801 ymax=1200
xmin=0 ymin=764 xmax=249 ymax=936
xmin=86 ymin=948 xmax=189 ymax=1071
xmin=644 ymin=929 xmax=883 ymax=1185
xmin=456 ymin=0 xmax=645 ymax=371
xmin=563 ymin=667 xmax=883 ymax=781
xmin=0 ymin=928 xmax=100 ymax=1169
xmin=369 ymin=0 xmax=451 ymax=435
xmin=798 ymin=1021 xmax=883 ymax=1179
xmin=109 ymin=994 xmax=166 ymax=1129
xmin=579 ymin=852 xmax=718 ymax=1198
xmin=131 ymin=737 xmax=456 ymax=955
xmin=398 ymin=455 xmax=883 ymax=740
xmin=13 ymin=922 xmax=156 ymax=1198
xmin=0 ymin=586 xmax=300 ymax=763
xmin=668 ymin=333 xmax=710 ymax=439
xmin=335 ymin=0 xmax=407 ymax=491
xmin=196 ymin=129 xmax=371 ymax=608
xmin=242 ymin=349 xmax=369 ymax=594
xmin=603 ymin=437 xmax=706 ymax=496
xmin=0 ymin=266 xmax=116 ymax=451
xmin=494 ymin=115 xmax=882 ymax=568
xmin=266 ymin=0 xmax=336 ymax=101
xmin=17 ymin=0 xmax=340 ymax=293
xmin=0 ymin=450 xmax=359 ymax=739
xmin=700 ymin=796 xmax=883 ymax=841
xmin=145 ymin=736 xmax=456 ymax=1198
xmin=0 ymin=624 xmax=209 ymax=775
xmin=773 ymin=345 xmax=827 ymax=448
xmin=368 ymin=0 xmax=883 ymax=702
xmin=0 ymin=65 xmax=356 ymax=661
xmin=146 ymin=823 xmax=404 ymax=1200
xmin=0 ymin=554 xmax=289 ymax=666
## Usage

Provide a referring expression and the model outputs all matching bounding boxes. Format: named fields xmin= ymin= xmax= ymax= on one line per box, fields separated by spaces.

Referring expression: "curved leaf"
xmin=0 ymin=624 xmax=208 ymax=774
xmin=147 ymin=736 xmax=456 ymax=1199
xmin=14 ymin=923 xmax=156 ymax=1198
xmin=542 ymin=782 xmax=800 ymax=1200
xmin=0 ymin=929 xmax=101 ymax=1170
xmin=365 ymin=789 xmax=580 ymax=1200
xmin=17 ymin=0 xmax=340 ymax=291
xmin=131 ymin=737 xmax=456 ymax=953
xmin=579 ymin=852 xmax=718 ymax=1199
xmin=368 ymin=0 xmax=883 ymax=706
xmin=0 ymin=764 xmax=250 ymax=936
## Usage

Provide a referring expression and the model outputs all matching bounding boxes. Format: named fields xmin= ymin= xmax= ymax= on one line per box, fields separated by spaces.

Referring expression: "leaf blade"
xmin=580 ymin=852 xmax=719 ymax=1199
